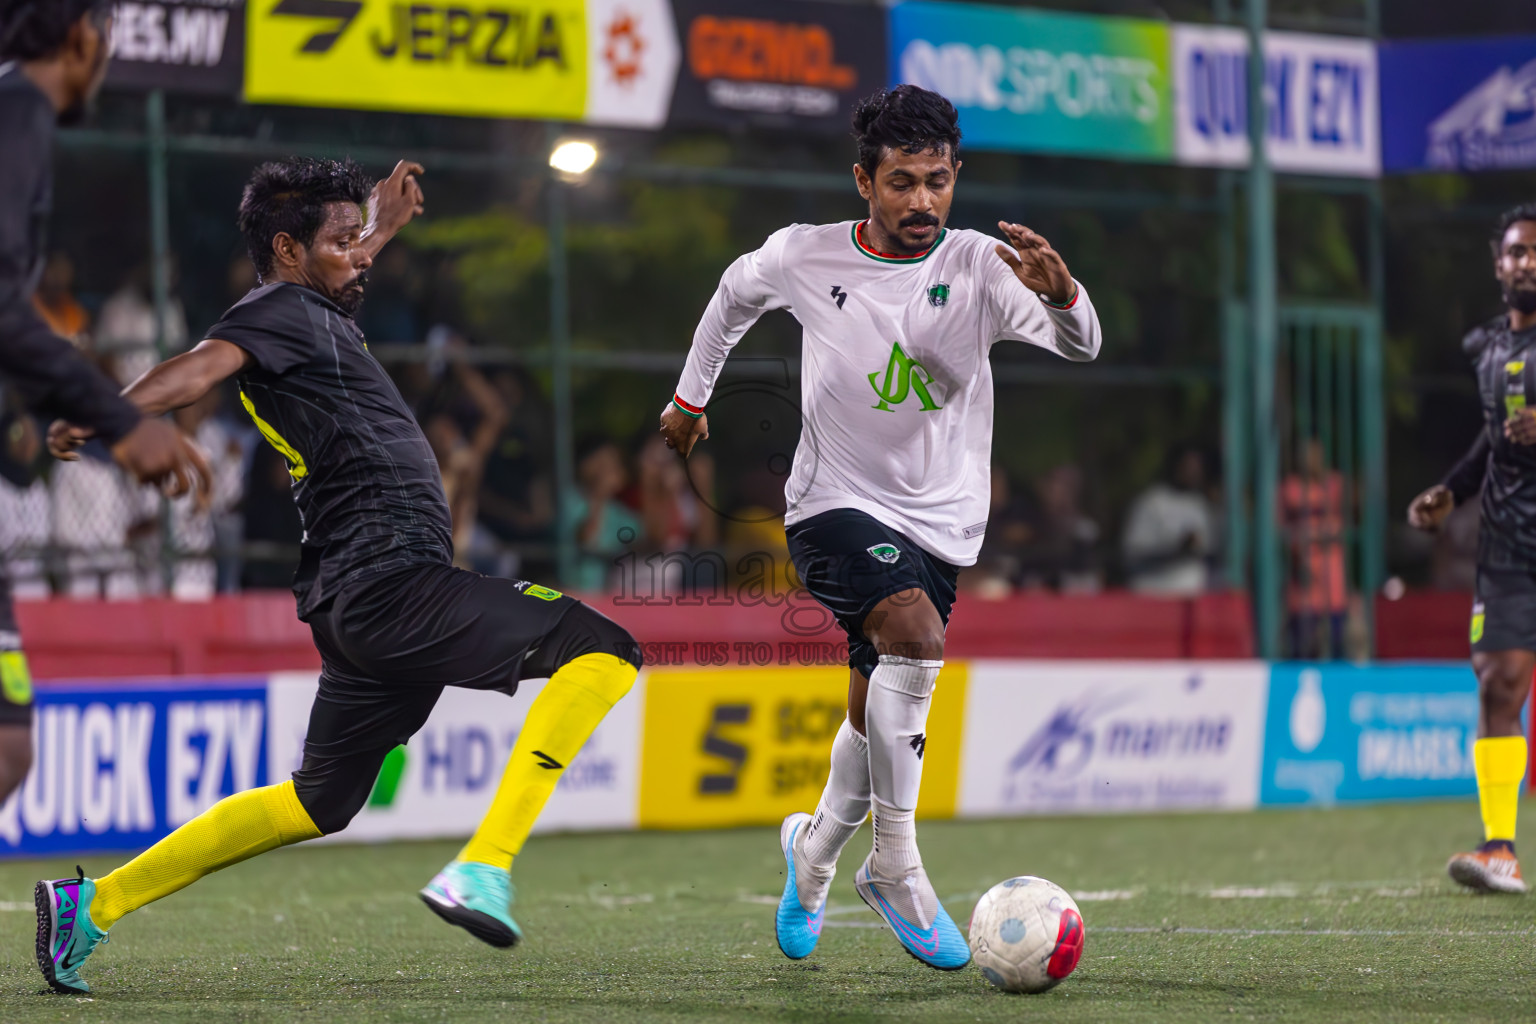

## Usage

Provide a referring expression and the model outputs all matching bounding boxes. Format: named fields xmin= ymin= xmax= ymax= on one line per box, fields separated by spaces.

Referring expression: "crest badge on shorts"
xmin=867 ymin=544 xmax=901 ymax=564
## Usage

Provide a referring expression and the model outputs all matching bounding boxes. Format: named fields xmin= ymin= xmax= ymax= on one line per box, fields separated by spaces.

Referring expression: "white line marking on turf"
xmin=1097 ymin=927 xmax=1536 ymax=938
xmin=1075 ymin=889 xmax=1139 ymax=902
xmin=0 ymin=901 xmax=31 ymax=912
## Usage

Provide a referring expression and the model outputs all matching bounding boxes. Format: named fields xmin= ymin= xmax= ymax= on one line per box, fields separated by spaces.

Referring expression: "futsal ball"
xmin=968 ymin=876 xmax=1085 ymax=993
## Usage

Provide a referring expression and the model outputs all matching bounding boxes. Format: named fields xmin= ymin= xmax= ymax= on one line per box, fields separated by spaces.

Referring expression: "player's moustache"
xmin=900 ymin=213 xmax=941 ymax=230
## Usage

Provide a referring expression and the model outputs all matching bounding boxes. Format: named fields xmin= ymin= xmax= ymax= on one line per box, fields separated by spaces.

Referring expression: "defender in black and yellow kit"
xmin=0 ymin=0 xmax=210 ymax=812
xmin=1409 ymin=204 xmax=1536 ymax=895
xmin=35 ymin=157 xmax=642 ymax=995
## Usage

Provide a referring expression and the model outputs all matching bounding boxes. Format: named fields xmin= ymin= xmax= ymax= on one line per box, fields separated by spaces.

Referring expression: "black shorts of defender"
xmin=293 ymin=563 xmax=640 ymax=835
xmin=0 ymin=574 xmax=32 ymax=728
xmin=1471 ymin=566 xmax=1536 ymax=654
xmin=785 ymin=509 xmax=960 ymax=681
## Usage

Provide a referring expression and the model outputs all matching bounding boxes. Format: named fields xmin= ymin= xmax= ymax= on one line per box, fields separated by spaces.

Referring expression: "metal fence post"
xmin=1247 ymin=0 xmax=1282 ymax=659
xmin=146 ymin=90 xmax=171 ymax=359
xmin=546 ymin=126 xmax=578 ymax=587
xmin=1219 ymin=171 xmax=1248 ymax=591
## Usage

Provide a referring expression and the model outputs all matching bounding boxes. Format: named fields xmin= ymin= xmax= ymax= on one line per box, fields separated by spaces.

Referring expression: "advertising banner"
xmin=1172 ymin=26 xmax=1378 ymax=177
xmin=888 ymin=1 xmax=1173 ymax=162
xmin=266 ymin=671 xmax=641 ymax=841
xmin=107 ymin=0 xmax=245 ymax=95
xmin=638 ymin=665 xmax=966 ymax=829
xmin=1380 ymin=35 xmax=1536 ymax=173
xmin=667 ymin=0 xmax=883 ymax=134
xmin=1261 ymin=663 xmax=1480 ymax=806
xmin=0 ymin=679 xmax=270 ymax=855
xmin=243 ymin=0 xmax=677 ymax=127
xmin=958 ymin=662 xmax=1268 ymax=816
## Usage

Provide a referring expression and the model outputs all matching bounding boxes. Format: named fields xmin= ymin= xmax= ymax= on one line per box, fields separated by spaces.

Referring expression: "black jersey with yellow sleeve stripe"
xmin=208 ymin=282 xmax=453 ymax=618
xmin=1453 ymin=316 xmax=1536 ymax=571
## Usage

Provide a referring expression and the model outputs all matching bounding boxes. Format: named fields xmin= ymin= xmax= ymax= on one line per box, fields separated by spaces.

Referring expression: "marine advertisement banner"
xmin=1172 ymin=26 xmax=1379 ymax=177
xmin=1379 ymin=35 xmax=1536 ymax=172
xmin=888 ymin=1 xmax=1174 ymax=162
xmin=106 ymin=0 xmax=245 ymax=95
xmin=957 ymin=662 xmax=1269 ymax=816
xmin=243 ymin=0 xmax=677 ymax=127
xmin=1260 ymin=664 xmax=1480 ymax=806
xmin=667 ymin=0 xmax=884 ymax=135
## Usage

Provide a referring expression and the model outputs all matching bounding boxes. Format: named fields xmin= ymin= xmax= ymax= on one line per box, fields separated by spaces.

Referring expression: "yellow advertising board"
xmin=638 ymin=664 xmax=967 ymax=830
xmin=245 ymin=0 xmax=588 ymax=119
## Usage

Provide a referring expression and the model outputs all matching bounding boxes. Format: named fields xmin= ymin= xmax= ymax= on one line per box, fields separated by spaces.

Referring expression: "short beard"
xmin=1506 ymin=286 xmax=1536 ymax=316
xmin=334 ymin=272 xmax=368 ymax=315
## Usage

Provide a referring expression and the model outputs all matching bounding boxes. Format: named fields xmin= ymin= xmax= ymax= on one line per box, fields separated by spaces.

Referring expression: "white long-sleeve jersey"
xmin=674 ymin=220 xmax=1102 ymax=566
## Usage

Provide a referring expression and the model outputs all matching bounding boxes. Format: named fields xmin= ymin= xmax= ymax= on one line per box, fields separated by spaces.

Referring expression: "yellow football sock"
xmin=91 ymin=780 xmax=320 ymax=931
xmin=1474 ymin=735 xmax=1527 ymax=843
xmin=459 ymin=653 xmax=637 ymax=870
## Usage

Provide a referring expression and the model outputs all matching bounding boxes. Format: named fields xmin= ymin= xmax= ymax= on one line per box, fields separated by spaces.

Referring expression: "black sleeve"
xmin=0 ymin=99 xmax=140 ymax=443
xmin=206 ymin=286 xmax=317 ymax=374
xmin=1440 ymin=429 xmax=1490 ymax=505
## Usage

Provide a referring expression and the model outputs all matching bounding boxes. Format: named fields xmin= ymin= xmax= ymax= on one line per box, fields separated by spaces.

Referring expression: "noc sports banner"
xmin=1171 ymin=26 xmax=1379 ymax=178
xmin=666 ymin=0 xmax=884 ymax=135
xmin=636 ymin=665 xmax=966 ymax=829
xmin=887 ymin=1 xmax=1174 ymax=162
xmin=106 ymin=0 xmax=246 ymax=95
xmin=1260 ymin=663 xmax=1482 ymax=806
xmin=242 ymin=0 xmax=679 ymax=127
xmin=1379 ymin=35 xmax=1536 ymax=173
xmin=957 ymin=662 xmax=1269 ymax=816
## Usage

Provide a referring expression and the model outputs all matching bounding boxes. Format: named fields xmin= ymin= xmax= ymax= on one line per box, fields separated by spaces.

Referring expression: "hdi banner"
xmin=888 ymin=0 xmax=1174 ymax=162
xmin=667 ymin=0 xmax=884 ymax=135
xmin=1379 ymin=35 xmax=1536 ymax=173
xmin=106 ymin=0 xmax=245 ymax=95
xmin=1172 ymin=26 xmax=1379 ymax=177
xmin=243 ymin=0 xmax=678 ymax=127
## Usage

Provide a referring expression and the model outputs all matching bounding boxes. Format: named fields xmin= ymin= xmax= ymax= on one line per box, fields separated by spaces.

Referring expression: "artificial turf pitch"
xmin=3 ymin=800 xmax=1534 ymax=1023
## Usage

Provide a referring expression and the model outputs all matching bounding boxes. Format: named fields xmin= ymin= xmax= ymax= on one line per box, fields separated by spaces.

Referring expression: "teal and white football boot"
xmin=420 ymin=860 xmax=522 ymax=948
xmin=35 ymin=868 xmax=109 ymax=994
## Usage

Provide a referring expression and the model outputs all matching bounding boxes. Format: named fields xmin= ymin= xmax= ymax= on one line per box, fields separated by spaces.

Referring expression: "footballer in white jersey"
xmin=658 ymin=85 xmax=1102 ymax=972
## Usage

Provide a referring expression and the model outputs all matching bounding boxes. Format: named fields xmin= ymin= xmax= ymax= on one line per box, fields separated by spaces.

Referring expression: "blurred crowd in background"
xmin=3 ymin=246 xmax=1478 ymax=640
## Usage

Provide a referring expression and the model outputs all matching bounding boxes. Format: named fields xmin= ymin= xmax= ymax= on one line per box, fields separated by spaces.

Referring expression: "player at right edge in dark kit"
xmin=34 ymin=156 xmax=643 ymax=995
xmin=1410 ymin=204 xmax=1536 ymax=895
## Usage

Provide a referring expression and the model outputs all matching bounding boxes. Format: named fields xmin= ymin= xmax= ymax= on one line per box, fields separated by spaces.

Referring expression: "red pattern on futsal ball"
xmin=1046 ymin=908 xmax=1084 ymax=979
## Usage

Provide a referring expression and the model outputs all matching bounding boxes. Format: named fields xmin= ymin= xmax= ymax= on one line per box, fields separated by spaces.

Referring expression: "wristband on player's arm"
xmin=1039 ymin=282 xmax=1080 ymax=311
xmin=671 ymin=393 xmax=704 ymax=419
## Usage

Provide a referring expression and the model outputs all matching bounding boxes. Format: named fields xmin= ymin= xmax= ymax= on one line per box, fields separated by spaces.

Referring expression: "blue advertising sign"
xmin=1380 ymin=35 xmax=1536 ymax=172
xmin=0 ymin=680 xmax=269 ymax=856
xmin=1261 ymin=664 xmax=1480 ymax=806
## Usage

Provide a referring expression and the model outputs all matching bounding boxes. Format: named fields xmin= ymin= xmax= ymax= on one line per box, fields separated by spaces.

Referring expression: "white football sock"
xmin=802 ymin=718 xmax=871 ymax=878
xmin=865 ymin=655 xmax=940 ymax=876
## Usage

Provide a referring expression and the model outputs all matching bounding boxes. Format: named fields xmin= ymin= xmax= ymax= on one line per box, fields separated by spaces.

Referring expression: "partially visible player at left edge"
xmin=0 ymin=0 xmax=211 ymax=806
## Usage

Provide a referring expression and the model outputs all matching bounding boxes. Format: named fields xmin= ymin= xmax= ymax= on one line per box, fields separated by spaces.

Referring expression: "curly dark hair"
xmin=238 ymin=157 xmax=373 ymax=279
xmin=0 ymin=0 xmax=111 ymax=61
xmin=1492 ymin=203 xmax=1536 ymax=254
xmin=852 ymin=85 xmax=961 ymax=178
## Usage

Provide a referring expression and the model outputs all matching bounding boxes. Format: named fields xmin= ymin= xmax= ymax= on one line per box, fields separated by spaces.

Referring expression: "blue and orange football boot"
xmin=35 ymin=867 xmax=109 ymax=994
xmin=854 ymin=854 xmax=970 ymax=971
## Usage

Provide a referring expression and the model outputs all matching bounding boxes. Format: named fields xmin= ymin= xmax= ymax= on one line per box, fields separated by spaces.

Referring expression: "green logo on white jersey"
xmin=869 ymin=342 xmax=942 ymax=412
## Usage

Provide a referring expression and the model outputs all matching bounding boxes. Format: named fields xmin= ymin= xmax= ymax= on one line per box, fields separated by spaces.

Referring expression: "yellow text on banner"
xmin=638 ymin=664 xmax=967 ymax=830
xmin=245 ymin=0 xmax=587 ymax=119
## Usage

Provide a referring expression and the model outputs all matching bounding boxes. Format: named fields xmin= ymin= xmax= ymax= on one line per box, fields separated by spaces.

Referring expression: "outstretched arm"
xmin=989 ymin=221 xmax=1101 ymax=362
xmin=50 ymin=339 xmax=250 ymax=460
xmin=361 ymin=160 xmax=425 ymax=260
xmin=660 ymin=229 xmax=791 ymax=456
